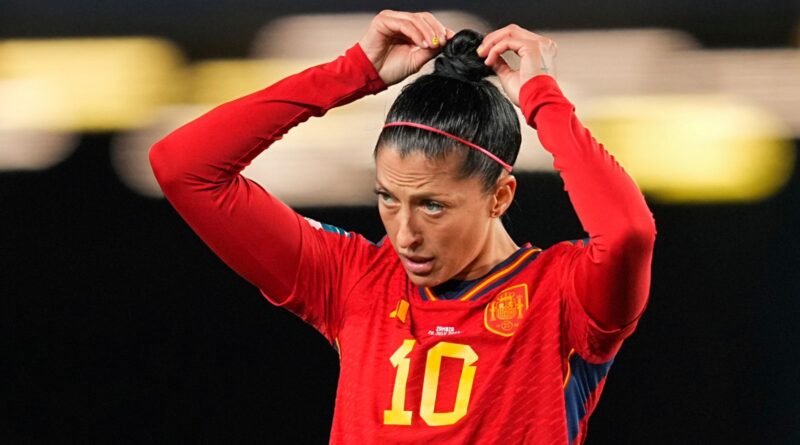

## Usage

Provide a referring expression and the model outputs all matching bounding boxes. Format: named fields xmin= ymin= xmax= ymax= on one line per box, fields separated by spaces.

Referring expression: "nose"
xmin=396 ymin=210 xmax=422 ymax=251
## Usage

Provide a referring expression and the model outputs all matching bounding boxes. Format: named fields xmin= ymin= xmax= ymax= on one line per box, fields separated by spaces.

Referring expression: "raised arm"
xmin=521 ymin=76 xmax=656 ymax=329
xmin=480 ymin=26 xmax=656 ymax=331
xmin=149 ymin=11 xmax=453 ymax=303
xmin=149 ymin=43 xmax=386 ymax=299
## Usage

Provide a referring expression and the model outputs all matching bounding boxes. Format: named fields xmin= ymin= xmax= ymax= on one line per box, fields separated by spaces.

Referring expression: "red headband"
xmin=382 ymin=121 xmax=513 ymax=172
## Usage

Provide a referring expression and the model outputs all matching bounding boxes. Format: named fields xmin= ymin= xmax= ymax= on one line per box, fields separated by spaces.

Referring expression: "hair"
xmin=375 ymin=29 xmax=521 ymax=192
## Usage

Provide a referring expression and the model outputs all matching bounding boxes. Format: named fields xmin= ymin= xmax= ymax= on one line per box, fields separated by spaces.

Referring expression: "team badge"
xmin=484 ymin=284 xmax=529 ymax=337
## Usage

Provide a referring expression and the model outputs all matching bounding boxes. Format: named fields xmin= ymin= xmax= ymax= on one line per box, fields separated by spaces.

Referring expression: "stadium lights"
xmin=251 ymin=11 xmax=491 ymax=61
xmin=111 ymin=105 xmax=211 ymax=198
xmin=188 ymin=59 xmax=311 ymax=106
xmin=581 ymin=94 xmax=795 ymax=203
xmin=0 ymin=130 xmax=76 ymax=171
xmin=0 ymin=37 xmax=185 ymax=132
xmin=0 ymin=79 xmax=77 ymax=170
xmin=5 ymin=21 xmax=793 ymax=203
xmin=112 ymin=54 xmax=555 ymax=204
xmin=546 ymin=28 xmax=699 ymax=96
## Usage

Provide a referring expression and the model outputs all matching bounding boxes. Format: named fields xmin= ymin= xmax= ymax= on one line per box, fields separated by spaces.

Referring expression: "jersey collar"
xmin=418 ymin=244 xmax=542 ymax=302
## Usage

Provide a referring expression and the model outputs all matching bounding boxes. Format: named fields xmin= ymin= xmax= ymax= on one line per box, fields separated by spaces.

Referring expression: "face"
xmin=375 ymin=147 xmax=505 ymax=287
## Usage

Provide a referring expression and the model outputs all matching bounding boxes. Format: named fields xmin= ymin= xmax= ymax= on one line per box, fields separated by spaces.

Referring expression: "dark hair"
xmin=375 ymin=29 xmax=521 ymax=192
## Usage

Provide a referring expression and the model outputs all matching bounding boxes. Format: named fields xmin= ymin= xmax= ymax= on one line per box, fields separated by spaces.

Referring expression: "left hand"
xmin=358 ymin=10 xmax=455 ymax=86
xmin=476 ymin=25 xmax=557 ymax=106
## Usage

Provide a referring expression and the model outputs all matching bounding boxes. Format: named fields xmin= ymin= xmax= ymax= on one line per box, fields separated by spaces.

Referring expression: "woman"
xmin=150 ymin=10 xmax=655 ymax=444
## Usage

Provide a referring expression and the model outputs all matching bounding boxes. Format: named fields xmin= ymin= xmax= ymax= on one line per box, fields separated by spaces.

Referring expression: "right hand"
xmin=358 ymin=10 xmax=454 ymax=86
xmin=477 ymin=24 xmax=558 ymax=107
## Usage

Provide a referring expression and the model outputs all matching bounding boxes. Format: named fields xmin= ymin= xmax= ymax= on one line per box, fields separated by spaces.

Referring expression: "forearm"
xmin=151 ymin=43 xmax=385 ymax=190
xmin=149 ymin=43 xmax=386 ymax=297
xmin=520 ymin=75 xmax=656 ymax=329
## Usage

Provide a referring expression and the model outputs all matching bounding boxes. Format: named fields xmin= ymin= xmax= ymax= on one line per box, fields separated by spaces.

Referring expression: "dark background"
xmin=3 ymin=1 xmax=800 ymax=444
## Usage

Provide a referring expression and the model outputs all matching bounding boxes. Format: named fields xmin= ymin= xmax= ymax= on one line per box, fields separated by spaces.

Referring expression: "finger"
xmin=410 ymin=43 xmax=443 ymax=66
xmin=488 ymin=55 xmax=514 ymax=79
xmin=478 ymin=24 xmax=520 ymax=56
xmin=383 ymin=10 xmax=438 ymax=48
xmin=380 ymin=15 xmax=429 ymax=48
xmin=445 ymin=28 xmax=456 ymax=39
xmin=411 ymin=13 xmax=440 ymax=47
xmin=479 ymin=24 xmax=541 ymax=56
xmin=483 ymin=38 xmax=529 ymax=66
xmin=417 ymin=11 xmax=448 ymax=46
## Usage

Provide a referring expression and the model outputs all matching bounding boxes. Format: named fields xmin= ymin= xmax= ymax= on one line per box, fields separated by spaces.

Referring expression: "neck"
xmin=457 ymin=219 xmax=519 ymax=281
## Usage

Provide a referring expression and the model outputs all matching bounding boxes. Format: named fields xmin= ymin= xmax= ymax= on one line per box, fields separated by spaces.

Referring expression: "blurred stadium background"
xmin=2 ymin=1 xmax=799 ymax=443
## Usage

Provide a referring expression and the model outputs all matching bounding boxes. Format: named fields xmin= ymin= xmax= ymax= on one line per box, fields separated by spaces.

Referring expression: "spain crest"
xmin=484 ymin=284 xmax=529 ymax=337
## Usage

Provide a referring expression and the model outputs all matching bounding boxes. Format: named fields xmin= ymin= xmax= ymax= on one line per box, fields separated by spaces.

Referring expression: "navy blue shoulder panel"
xmin=303 ymin=218 xmax=391 ymax=248
xmin=303 ymin=217 xmax=351 ymax=238
xmin=567 ymin=237 xmax=591 ymax=247
xmin=564 ymin=352 xmax=614 ymax=443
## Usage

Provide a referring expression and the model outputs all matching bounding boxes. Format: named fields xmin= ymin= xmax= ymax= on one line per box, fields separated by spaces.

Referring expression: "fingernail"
xmin=421 ymin=41 xmax=429 ymax=48
xmin=476 ymin=45 xmax=483 ymax=54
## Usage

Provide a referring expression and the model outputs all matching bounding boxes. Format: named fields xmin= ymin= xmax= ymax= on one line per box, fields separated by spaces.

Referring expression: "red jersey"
xmin=150 ymin=43 xmax=655 ymax=444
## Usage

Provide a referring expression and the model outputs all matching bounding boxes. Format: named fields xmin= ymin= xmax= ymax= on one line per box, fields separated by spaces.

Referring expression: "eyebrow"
xmin=374 ymin=180 xmax=451 ymax=201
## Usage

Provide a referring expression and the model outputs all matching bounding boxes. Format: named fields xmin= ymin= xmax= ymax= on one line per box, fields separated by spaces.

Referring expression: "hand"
xmin=358 ymin=10 xmax=455 ymax=86
xmin=476 ymin=25 xmax=557 ymax=106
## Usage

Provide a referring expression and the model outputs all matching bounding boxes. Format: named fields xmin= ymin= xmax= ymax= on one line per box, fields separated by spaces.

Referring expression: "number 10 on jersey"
xmin=384 ymin=339 xmax=478 ymax=426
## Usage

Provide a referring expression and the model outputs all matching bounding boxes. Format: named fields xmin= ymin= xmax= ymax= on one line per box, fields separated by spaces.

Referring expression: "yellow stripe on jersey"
xmin=457 ymin=248 xmax=541 ymax=301
xmin=563 ymin=348 xmax=576 ymax=389
xmin=424 ymin=287 xmax=438 ymax=302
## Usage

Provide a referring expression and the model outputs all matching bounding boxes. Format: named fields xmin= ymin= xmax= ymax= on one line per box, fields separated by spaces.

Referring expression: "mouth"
xmin=400 ymin=254 xmax=435 ymax=275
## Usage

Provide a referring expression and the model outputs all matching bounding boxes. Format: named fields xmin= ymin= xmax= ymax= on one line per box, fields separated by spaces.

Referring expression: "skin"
xmin=375 ymin=148 xmax=518 ymax=287
xmin=359 ymin=11 xmax=558 ymax=284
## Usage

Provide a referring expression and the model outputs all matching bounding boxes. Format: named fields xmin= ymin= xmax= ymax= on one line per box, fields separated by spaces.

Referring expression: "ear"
xmin=489 ymin=174 xmax=517 ymax=218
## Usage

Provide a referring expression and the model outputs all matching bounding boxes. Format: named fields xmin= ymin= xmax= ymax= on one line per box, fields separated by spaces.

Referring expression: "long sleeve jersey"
xmin=150 ymin=43 xmax=656 ymax=445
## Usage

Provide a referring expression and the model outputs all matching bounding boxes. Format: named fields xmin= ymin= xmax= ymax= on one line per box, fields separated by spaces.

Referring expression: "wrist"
xmin=348 ymin=43 xmax=388 ymax=94
xmin=519 ymin=75 xmax=571 ymax=128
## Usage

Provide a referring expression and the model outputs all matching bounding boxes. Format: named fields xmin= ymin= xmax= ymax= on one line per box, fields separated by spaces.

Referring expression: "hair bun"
xmin=434 ymin=29 xmax=494 ymax=82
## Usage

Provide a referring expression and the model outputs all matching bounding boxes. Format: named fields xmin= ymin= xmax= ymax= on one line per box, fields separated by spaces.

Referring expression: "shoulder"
xmin=303 ymin=217 xmax=353 ymax=238
xmin=301 ymin=216 xmax=396 ymax=264
xmin=536 ymin=237 xmax=590 ymax=261
xmin=519 ymin=238 xmax=591 ymax=285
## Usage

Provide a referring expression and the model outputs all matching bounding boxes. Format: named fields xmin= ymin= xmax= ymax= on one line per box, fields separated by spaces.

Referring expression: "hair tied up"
xmin=434 ymin=29 xmax=494 ymax=82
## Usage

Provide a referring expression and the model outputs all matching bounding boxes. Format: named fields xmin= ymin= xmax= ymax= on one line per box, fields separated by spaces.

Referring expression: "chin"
xmin=404 ymin=270 xmax=445 ymax=288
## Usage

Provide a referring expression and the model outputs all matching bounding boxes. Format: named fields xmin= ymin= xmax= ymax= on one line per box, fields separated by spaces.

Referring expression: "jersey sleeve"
xmin=519 ymin=75 xmax=657 ymax=363
xmin=149 ymin=43 xmax=387 ymax=342
xmin=267 ymin=218 xmax=379 ymax=342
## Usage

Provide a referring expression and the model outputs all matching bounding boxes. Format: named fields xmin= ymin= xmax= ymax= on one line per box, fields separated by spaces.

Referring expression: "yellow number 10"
xmin=383 ymin=339 xmax=478 ymax=426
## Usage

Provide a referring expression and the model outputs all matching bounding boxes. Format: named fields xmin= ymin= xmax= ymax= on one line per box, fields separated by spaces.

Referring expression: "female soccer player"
xmin=150 ymin=10 xmax=655 ymax=444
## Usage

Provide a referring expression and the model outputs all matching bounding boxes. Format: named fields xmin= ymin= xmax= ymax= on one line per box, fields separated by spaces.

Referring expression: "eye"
xmin=374 ymin=189 xmax=397 ymax=206
xmin=422 ymin=200 xmax=444 ymax=214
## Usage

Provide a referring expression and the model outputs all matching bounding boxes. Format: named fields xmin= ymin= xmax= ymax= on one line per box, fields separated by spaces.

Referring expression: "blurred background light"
xmin=188 ymin=59 xmax=311 ymax=106
xmin=111 ymin=11 xmax=555 ymax=204
xmin=544 ymin=29 xmax=699 ymax=97
xmin=0 ymin=79 xmax=78 ymax=170
xmin=111 ymin=106 xmax=209 ymax=198
xmin=582 ymin=95 xmax=795 ymax=202
xmin=2 ymin=13 xmax=794 ymax=203
xmin=251 ymin=11 xmax=491 ymax=61
xmin=699 ymin=50 xmax=800 ymax=137
xmin=0 ymin=37 xmax=185 ymax=132
xmin=0 ymin=131 xmax=77 ymax=171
